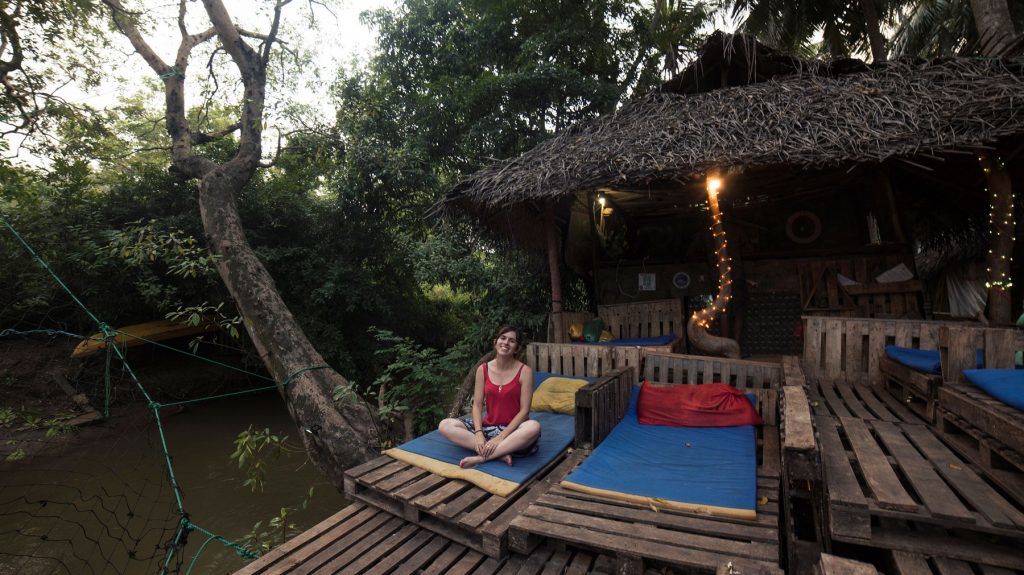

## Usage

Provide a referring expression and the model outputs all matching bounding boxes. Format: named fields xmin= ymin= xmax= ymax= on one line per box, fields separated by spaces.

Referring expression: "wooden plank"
xmin=932 ymin=557 xmax=976 ymax=575
xmin=378 ymin=531 xmax=448 ymax=575
xmin=815 ymin=415 xmax=870 ymax=540
xmin=233 ymin=503 xmax=366 ymax=575
xmin=869 ymin=420 xmax=974 ymax=523
xmin=291 ymin=508 xmax=397 ymax=575
xmin=419 ymin=544 xmax=471 ymax=575
xmin=345 ymin=455 xmax=394 ymax=480
xmin=890 ymin=551 xmax=932 ymax=575
xmin=509 ymin=514 xmax=782 ymax=575
xmin=394 ymin=473 xmax=447 ymax=501
xmin=376 ymin=464 xmax=429 ymax=492
xmin=819 ymin=553 xmax=879 ymax=575
xmin=868 ymin=527 xmax=1024 ymax=570
xmin=840 ymin=417 xmax=918 ymax=512
xmin=436 ymin=487 xmax=492 ymax=520
xmin=358 ymin=459 xmax=409 ymax=486
xmin=900 ymin=424 xmax=1024 ymax=529
xmin=536 ymin=490 xmax=778 ymax=542
xmin=413 ymin=480 xmax=470 ymax=510
xmin=825 ymin=319 xmax=844 ymax=380
xmin=327 ymin=520 xmax=419 ymax=573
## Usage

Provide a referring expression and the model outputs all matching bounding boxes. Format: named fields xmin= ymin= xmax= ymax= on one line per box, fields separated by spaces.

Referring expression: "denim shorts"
xmin=460 ymin=417 xmax=540 ymax=457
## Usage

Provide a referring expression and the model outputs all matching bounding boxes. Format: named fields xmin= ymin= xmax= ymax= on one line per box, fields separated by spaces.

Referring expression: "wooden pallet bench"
xmin=343 ymin=449 xmax=583 ymax=559
xmin=507 ymin=429 xmax=783 ymax=575
xmin=815 ymin=413 xmax=1024 ymax=570
xmin=234 ymin=501 xmax=649 ymax=575
xmin=506 ymin=353 xmax=793 ymax=575
xmin=878 ymin=355 xmax=941 ymax=423
xmin=809 ymin=377 xmax=922 ymax=424
xmin=935 ymin=385 xmax=1024 ymax=503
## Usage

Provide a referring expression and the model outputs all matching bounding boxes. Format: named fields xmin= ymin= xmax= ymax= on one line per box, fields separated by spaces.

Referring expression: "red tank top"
xmin=482 ymin=363 xmax=525 ymax=426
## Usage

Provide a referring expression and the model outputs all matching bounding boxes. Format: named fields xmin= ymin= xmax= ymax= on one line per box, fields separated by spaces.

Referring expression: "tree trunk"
xmin=859 ymin=0 xmax=888 ymax=63
xmin=546 ymin=205 xmax=564 ymax=343
xmin=687 ymin=181 xmax=741 ymax=359
xmin=106 ymin=0 xmax=383 ymax=486
xmin=970 ymin=0 xmax=1018 ymax=56
xmin=199 ymin=167 xmax=380 ymax=484
xmin=978 ymin=151 xmax=1014 ymax=325
xmin=449 ymin=351 xmax=494 ymax=418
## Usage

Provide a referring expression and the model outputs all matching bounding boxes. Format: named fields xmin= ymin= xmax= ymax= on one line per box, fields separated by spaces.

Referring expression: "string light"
xmin=982 ymin=156 xmax=1014 ymax=292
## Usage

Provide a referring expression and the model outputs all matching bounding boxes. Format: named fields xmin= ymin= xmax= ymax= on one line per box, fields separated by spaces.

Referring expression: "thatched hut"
xmin=444 ymin=32 xmax=1024 ymax=356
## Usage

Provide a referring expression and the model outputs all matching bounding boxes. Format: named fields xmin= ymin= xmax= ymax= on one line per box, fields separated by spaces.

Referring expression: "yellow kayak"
xmin=71 ymin=319 xmax=219 ymax=358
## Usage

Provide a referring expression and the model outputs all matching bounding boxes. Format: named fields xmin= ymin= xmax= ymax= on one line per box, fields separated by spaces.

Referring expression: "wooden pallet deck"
xmin=816 ymin=412 xmax=1024 ymax=569
xmin=810 ymin=377 xmax=923 ymax=424
xmin=235 ymin=501 xmax=670 ymax=575
xmin=343 ymin=449 xmax=583 ymax=558
xmin=506 ymin=427 xmax=784 ymax=575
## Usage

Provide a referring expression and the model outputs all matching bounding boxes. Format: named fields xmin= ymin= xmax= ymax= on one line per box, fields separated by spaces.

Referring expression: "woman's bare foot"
xmin=502 ymin=455 xmax=513 ymax=466
xmin=459 ymin=455 xmax=484 ymax=469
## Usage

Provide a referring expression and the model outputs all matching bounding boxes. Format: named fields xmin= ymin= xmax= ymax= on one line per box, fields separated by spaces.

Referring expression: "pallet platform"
xmin=235 ymin=502 xmax=663 ymax=575
xmin=810 ymin=377 xmax=922 ymax=424
xmin=507 ymin=427 xmax=784 ymax=575
xmin=816 ymin=413 xmax=1024 ymax=570
xmin=343 ymin=450 xmax=583 ymax=558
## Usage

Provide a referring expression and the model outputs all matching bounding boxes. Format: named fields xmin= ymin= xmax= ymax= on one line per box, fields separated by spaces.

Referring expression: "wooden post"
xmin=979 ymin=151 xmax=1014 ymax=325
xmin=546 ymin=204 xmax=565 ymax=343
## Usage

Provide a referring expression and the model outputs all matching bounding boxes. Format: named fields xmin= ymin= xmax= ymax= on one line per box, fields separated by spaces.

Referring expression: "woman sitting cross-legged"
xmin=438 ymin=325 xmax=541 ymax=469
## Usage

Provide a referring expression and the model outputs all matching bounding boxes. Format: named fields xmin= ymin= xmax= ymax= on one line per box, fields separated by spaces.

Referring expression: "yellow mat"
xmin=560 ymin=480 xmax=757 ymax=520
xmin=384 ymin=448 xmax=521 ymax=497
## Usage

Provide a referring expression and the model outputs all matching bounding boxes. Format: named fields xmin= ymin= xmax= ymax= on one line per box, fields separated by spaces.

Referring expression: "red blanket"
xmin=638 ymin=382 xmax=763 ymax=427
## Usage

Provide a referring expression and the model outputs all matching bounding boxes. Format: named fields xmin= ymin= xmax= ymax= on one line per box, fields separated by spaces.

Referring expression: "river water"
xmin=0 ymin=391 xmax=350 ymax=574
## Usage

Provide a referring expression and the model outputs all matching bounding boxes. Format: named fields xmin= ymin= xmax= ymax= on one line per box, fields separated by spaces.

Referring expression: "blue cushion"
xmin=563 ymin=385 xmax=756 ymax=513
xmin=964 ymin=369 xmax=1024 ymax=411
xmin=885 ymin=346 xmax=984 ymax=375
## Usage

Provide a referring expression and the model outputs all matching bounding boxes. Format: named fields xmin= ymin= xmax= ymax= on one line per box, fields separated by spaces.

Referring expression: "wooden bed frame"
xmin=807 ymin=346 xmax=1024 ymax=570
xmin=507 ymin=352 xmax=819 ymax=575
xmin=935 ymin=325 xmax=1024 ymax=501
xmin=343 ymin=344 xmax=633 ymax=559
xmin=546 ymin=299 xmax=687 ymax=371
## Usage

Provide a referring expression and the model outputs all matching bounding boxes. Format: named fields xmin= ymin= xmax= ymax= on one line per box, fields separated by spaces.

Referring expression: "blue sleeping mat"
xmin=964 ymin=369 xmax=1024 ymax=411
xmin=561 ymin=385 xmax=757 ymax=519
xmin=885 ymin=346 xmax=982 ymax=374
xmin=580 ymin=334 xmax=676 ymax=347
xmin=385 ymin=410 xmax=575 ymax=496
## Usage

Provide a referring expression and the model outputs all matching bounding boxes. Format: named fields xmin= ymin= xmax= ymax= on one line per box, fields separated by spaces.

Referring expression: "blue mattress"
xmin=385 ymin=410 xmax=575 ymax=496
xmin=579 ymin=334 xmax=676 ymax=347
xmin=561 ymin=386 xmax=757 ymax=519
xmin=885 ymin=346 xmax=983 ymax=374
xmin=964 ymin=369 xmax=1024 ymax=411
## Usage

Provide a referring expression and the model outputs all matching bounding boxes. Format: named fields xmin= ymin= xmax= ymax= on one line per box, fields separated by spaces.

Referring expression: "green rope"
xmin=158 ymin=66 xmax=184 ymax=80
xmin=1 ymin=216 xmax=107 ymax=328
xmin=109 ymin=328 xmax=275 ymax=382
xmin=0 ymin=328 xmax=92 ymax=340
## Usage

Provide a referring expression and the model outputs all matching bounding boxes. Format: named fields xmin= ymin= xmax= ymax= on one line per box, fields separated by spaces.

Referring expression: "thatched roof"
xmin=445 ymin=34 xmax=1024 ymax=223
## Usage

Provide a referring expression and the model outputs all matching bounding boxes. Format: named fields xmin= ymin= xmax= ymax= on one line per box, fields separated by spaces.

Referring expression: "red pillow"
xmin=637 ymin=381 xmax=763 ymax=427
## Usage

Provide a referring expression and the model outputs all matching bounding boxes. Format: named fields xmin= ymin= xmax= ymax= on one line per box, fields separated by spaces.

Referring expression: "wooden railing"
xmin=547 ymin=299 xmax=685 ymax=344
xmin=938 ymin=325 xmax=1023 ymax=383
xmin=643 ymin=352 xmax=782 ymax=426
xmin=523 ymin=343 xmax=614 ymax=378
xmin=802 ymin=315 xmax=1024 ymax=384
xmin=574 ymin=367 xmax=634 ymax=449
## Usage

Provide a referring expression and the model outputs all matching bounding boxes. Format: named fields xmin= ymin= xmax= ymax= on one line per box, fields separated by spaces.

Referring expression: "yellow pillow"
xmin=531 ymin=377 xmax=590 ymax=414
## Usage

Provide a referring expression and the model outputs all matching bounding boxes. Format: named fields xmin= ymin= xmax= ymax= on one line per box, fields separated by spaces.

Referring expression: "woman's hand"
xmin=474 ymin=433 xmax=487 ymax=456
xmin=482 ymin=436 xmax=502 ymax=458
